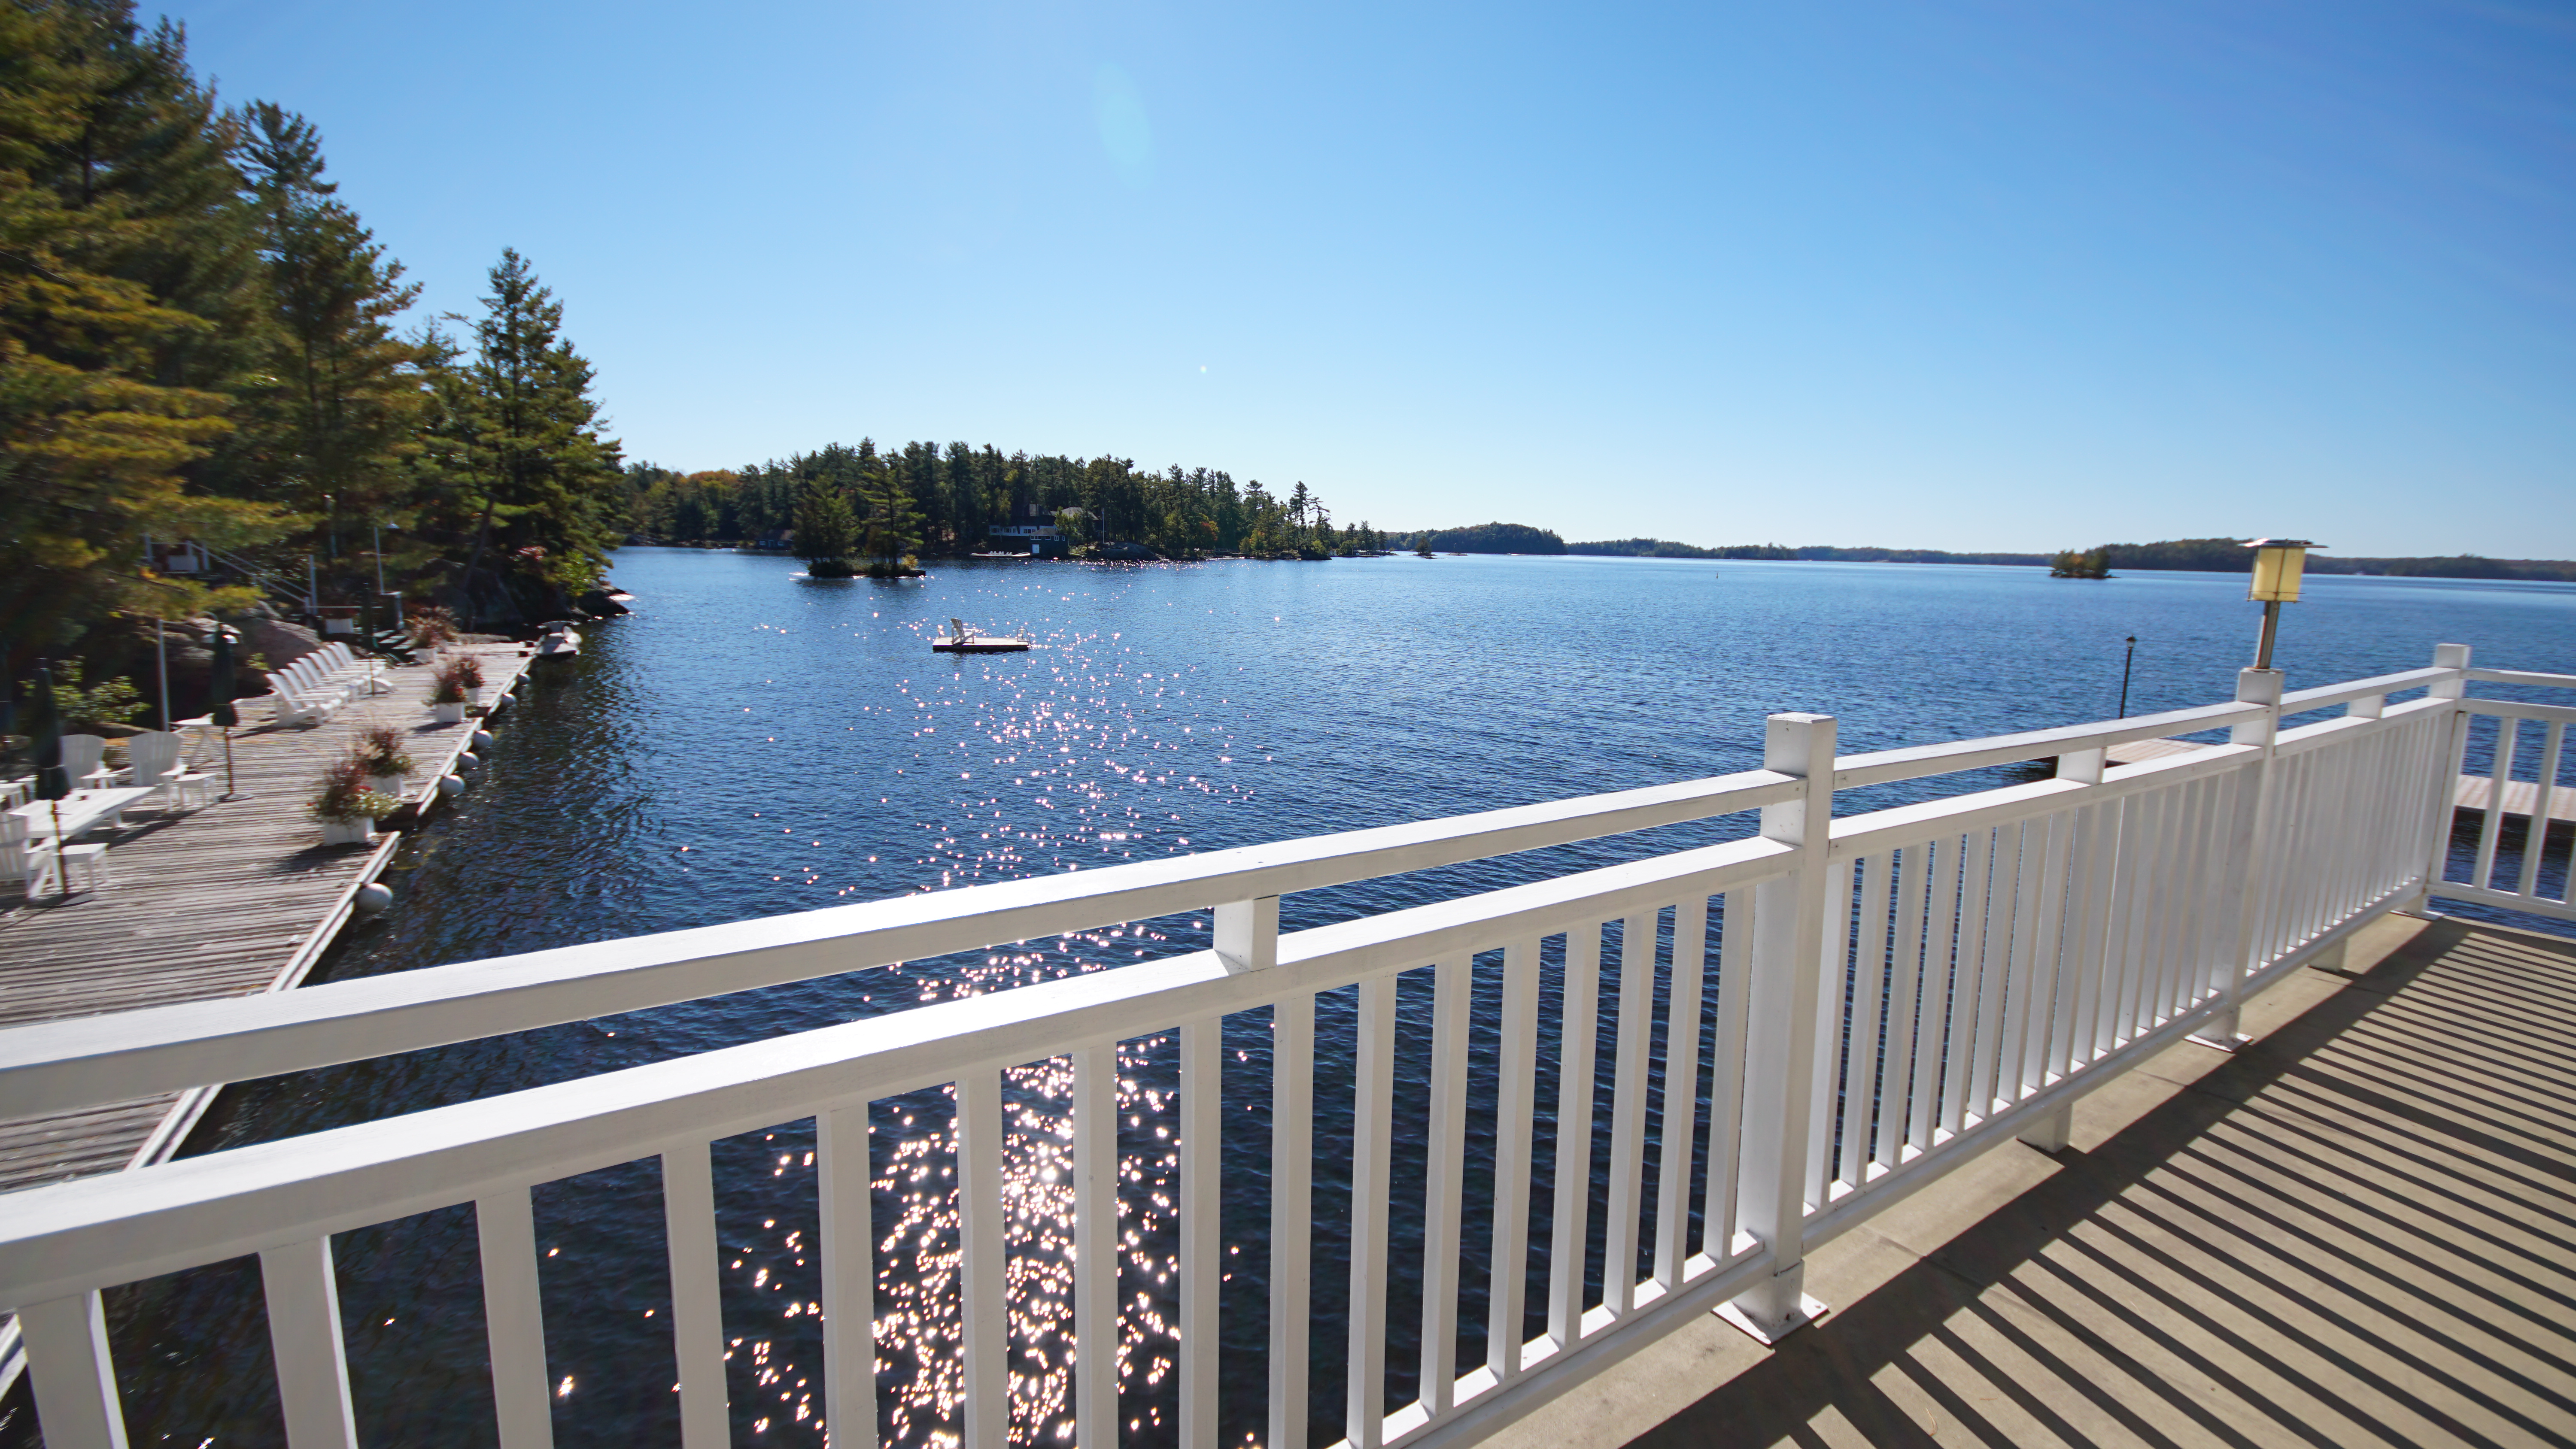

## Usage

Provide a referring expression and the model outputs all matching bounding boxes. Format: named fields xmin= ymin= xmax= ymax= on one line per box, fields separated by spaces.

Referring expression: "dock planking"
xmin=0 ymin=643 xmax=535 ymax=1194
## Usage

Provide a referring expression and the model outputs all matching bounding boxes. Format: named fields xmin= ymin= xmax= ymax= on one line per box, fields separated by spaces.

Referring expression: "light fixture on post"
xmin=2244 ymin=538 xmax=2320 ymax=671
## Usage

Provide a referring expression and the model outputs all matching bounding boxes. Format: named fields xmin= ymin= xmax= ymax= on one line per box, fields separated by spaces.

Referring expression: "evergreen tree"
xmin=792 ymin=480 xmax=858 ymax=573
xmin=442 ymin=249 xmax=621 ymax=621
xmin=859 ymin=467 xmax=923 ymax=567
xmin=231 ymin=102 xmax=426 ymax=539
xmin=0 ymin=0 xmax=286 ymax=662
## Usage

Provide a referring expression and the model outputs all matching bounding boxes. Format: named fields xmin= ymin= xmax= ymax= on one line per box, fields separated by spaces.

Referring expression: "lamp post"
xmin=2245 ymin=538 xmax=2320 ymax=671
xmin=2117 ymin=635 xmax=2138 ymax=717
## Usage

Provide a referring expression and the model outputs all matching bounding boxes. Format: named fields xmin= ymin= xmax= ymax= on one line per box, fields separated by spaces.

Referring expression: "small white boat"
xmin=536 ymin=621 xmax=582 ymax=658
xmin=931 ymin=617 xmax=1030 ymax=653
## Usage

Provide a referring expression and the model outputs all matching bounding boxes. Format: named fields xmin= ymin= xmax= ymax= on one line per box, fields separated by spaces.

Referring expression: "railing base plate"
xmin=1712 ymin=1293 xmax=1828 ymax=1347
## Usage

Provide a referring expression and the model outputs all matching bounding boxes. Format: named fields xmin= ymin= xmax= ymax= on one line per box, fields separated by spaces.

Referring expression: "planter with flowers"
xmin=307 ymin=757 xmax=399 ymax=847
xmin=428 ymin=658 xmax=474 ymax=724
xmin=354 ymin=726 xmax=414 ymax=802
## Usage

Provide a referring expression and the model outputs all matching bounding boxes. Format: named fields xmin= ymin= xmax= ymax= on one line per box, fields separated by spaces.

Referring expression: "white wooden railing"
xmin=0 ymin=644 xmax=2567 ymax=1449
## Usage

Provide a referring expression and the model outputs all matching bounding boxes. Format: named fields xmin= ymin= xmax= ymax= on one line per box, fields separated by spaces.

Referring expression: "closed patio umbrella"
xmin=209 ymin=624 xmax=246 ymax=800
xmin=25 ymin=665 xmax=67 ymax=897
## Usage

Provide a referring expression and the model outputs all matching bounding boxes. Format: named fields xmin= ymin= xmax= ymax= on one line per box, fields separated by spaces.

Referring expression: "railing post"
xmin=2405 ymin=643 xmax=2472 ymax=913
xmin=1213 ymin=895 xmax=1279 ymax=972
xmin=2195 ymin=668 xmax=2282 ymax=1050
xmin=1719 ymin=712 xmax=1834 ymax=1345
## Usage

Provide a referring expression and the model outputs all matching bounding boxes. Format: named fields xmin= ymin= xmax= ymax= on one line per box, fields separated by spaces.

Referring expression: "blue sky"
xmin=164 ymin=0 xmax=2572 ymax=555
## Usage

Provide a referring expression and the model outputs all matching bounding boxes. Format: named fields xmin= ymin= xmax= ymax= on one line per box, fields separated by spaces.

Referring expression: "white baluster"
xmin=1419 ymin=958 xmax=1469 ymax=1412
xmin=1847 ymin=855 xmax=1893 ymax=1181
xmin=1181 ymin=1018 xmax=1221 ymax=1446
xmin=1546 ymin=922 xmax=1601 ymax=1349
xmin=1654 ymin=895 xmax=1709 ymax=1292
xmin=1487 ymin=938 xmax=1541 ymax=1382
xmin=821 ymin=1104 xmax=878 ymax=1449
xmin=19 ymin=1291 xmax=129 ymax=1449
xmin=661 ymin=1139 xmax=729 ymax=1449
xmin=1347 ymin=974 xmax=1398 ymax=1449
xmin=2524 ymin=721 xmax=2565 ymax=902
xmin=259 ymin=1236 xmax=358 ymax=1449
xmin=1269 ymin=995 xmax=1315 ymax=1449
xmin=2474 ymin=716 xmax=2518 ymax=894
xmin=957 ymin=1072 xmax=1007 ymax=1449
xmin=1879 ymin=849 xmax=1926 ymax=1168
xmin=1701 ymin=893 xmax=1754 ymax=1261
xmin=476 ymin=1187 xmax=554 ymax=1449
xmin=1603 ymin=913 xmax=1657 ymax=1317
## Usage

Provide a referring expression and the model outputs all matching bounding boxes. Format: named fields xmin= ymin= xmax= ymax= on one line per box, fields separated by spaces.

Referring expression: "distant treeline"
xmin=2092 ymin=538 xmax=2576 ymax=582
xmin=1560 ymin=533 xmax=2576 ymax=581
xmin=1570 ymin=539 xmax=2050 ymax=565
xmin=623 ymin=443 xmax=1388 ymax=561
xmin=1406 ymin=522 xmax=1569 ymax=554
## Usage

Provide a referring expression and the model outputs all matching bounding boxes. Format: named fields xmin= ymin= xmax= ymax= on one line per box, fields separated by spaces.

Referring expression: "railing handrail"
xmin=2455 ymin=696 xmax=2576 ymax=721
xmin=2466 ymin=666 xmax=2576 ymax=689
xmin=0 ymin=833 xmax=1800 ymax=1311
xmin=0 ymin=767 xmax=1799 ymax=1117
xmin=2278 ymin=665 xmax=2455 ymax=711
xmin=0 ymin=661 xmax=2480 ymax=1121
xmin=1830 ymin=699 xmax=2266 ymax=788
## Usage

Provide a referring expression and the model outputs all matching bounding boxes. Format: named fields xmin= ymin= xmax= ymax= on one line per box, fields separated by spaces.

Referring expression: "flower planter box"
xmin=430 ymin=701 xmax=466 ymax=724
xmin=369 ymin=773 xmax=405 ymax=803
xmin=318 ymin=817 xmax=376 ymax=847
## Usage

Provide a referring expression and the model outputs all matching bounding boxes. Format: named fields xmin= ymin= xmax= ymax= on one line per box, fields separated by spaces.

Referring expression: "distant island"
xmin=627 ymin=445 xmax=1391 ymax=563
xmin=1404 ymin=522 xmax=1569 ymax=554
xmin=1510 ymin=530 xmax=2576 ymax=582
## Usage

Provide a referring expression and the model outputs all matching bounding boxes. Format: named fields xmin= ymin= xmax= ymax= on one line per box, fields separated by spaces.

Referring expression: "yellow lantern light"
xmin=2243 ymin=538 xmax=2322 ymax=670
xmin=2245 ymin=538 xmax=2314 ymax=603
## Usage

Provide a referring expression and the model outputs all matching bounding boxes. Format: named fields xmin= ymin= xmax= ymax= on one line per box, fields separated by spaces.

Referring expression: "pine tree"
xmin=231 ymin=103 xmax=426 ymax=546
xmin=443 ymin=249 xmax=621 ymax=621
xmin=0 ymin=0 xmax=286 ymax=661
xmin=859 ymin=467 xmax=923 ymax=569
xmin=792 ymin=481 xmax=858 ymax=573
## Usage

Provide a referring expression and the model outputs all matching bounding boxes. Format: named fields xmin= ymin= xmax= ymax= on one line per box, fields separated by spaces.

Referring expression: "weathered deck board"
xmin=0 ymin=643 xmax=533 ymax=1193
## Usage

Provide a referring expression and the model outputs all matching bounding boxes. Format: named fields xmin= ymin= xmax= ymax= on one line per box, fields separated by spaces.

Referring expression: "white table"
xmin=10 ymin=787 xmax=160 ymax=840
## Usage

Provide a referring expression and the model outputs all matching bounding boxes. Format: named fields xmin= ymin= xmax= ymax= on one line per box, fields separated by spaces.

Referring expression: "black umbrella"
xmin=25 ymin=665 xmax=67 ymax=897
xmin=209 ymin=625 xmax=245 ymax=800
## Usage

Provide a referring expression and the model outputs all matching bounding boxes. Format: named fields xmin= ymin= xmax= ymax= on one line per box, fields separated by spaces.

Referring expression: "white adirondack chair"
xmin=2 ymin=811 xmax=106 ymax=895
xmin=283 ymin=658 xmax=345 ymax=707
xmin=264 ymin=672 xmax=338 ymax=728
xmin=60 ymin=735 xmax=114 ymax=791
xmin=125 ymin=731 xmax=210 ymax=812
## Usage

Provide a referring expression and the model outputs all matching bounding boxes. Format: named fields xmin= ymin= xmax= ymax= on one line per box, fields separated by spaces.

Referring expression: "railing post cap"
xmin=1765 ymin=711 xmax=1835 ymax=726
xmin=2235 ymin=668 xmax=2285 ymax=705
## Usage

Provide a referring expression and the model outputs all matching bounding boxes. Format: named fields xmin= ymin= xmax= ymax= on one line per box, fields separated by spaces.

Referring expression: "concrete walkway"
xmin=1498 ymin=913 xmax=2576 ymax=1449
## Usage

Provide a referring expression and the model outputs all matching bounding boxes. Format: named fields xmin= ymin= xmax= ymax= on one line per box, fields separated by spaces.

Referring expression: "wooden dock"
xmin=2107 ymin=737 xmax=2567 ymax=823
xmin=0 ymin=643 xmax=535 ymax=1194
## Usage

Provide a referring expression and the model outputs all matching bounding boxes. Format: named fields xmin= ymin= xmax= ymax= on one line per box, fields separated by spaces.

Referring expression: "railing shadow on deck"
xmin=1622 ymin=916 xmax=2576 ymax=1449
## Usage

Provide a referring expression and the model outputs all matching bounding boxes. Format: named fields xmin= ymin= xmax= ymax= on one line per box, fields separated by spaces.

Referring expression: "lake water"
xmin=80 ymin=552 xmax=2575 ymax=1449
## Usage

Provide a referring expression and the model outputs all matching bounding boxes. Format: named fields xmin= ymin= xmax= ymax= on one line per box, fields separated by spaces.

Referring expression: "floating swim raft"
xmin=933 ymin=618 xmax=1030 ymax=653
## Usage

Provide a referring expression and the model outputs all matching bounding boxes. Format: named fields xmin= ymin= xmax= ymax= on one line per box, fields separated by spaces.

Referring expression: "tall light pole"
xmin=2117 ymin=635 xmax=2137 ymax=718
xmin=2245 ymin=539 xmax=2320 ymax=671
